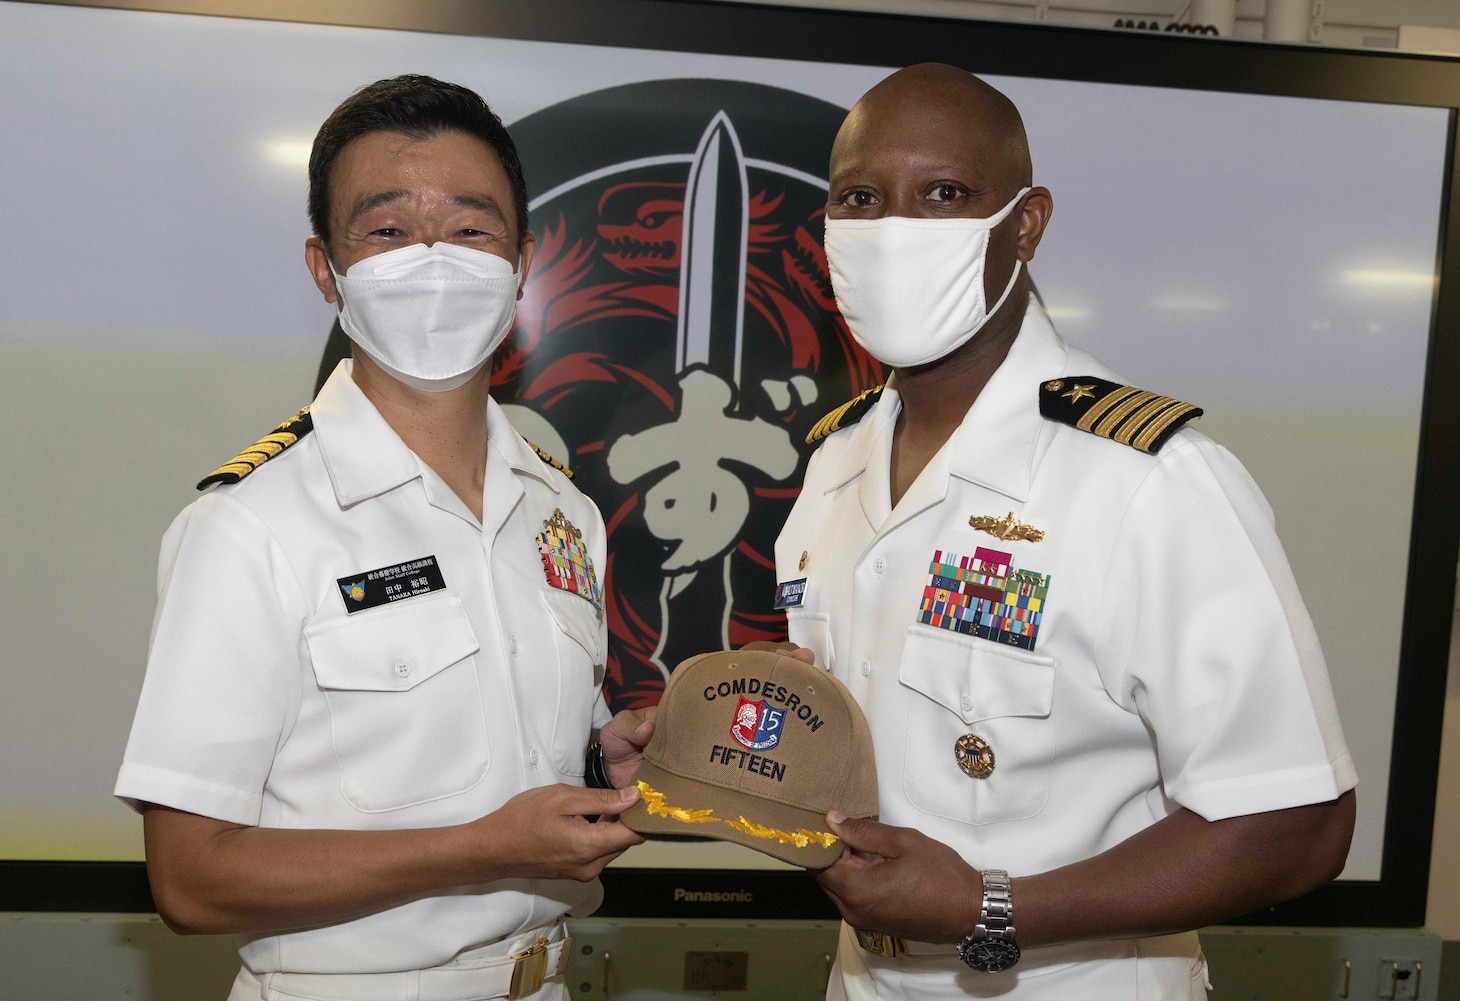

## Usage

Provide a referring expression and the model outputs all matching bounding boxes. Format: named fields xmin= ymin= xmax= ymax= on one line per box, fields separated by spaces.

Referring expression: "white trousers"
xmin=826 ymin=922 xmax=1209 ymax=1000
xmin=226 ymin=924 xmax=570 ymax=1001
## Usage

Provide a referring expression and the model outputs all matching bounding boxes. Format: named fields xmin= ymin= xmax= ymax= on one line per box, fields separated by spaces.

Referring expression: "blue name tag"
xmin=773 ymin=577 xmax=807 ymax=609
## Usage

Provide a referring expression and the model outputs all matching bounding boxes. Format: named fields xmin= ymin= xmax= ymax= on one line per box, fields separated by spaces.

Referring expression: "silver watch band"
xmin=956 ymin=868 xmax=1020 ymax=972
xmin=980 ymin=868 xmax=1013 ymax=936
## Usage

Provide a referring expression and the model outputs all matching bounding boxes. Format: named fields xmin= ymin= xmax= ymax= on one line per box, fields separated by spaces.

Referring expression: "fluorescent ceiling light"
xmin=1043 ymin=305 xmax=1089 ymax=320
xmin=1342 ymin=269 xmax=1436 ymax=289
xmin=262 ymin=140 xmax=312 ymax=167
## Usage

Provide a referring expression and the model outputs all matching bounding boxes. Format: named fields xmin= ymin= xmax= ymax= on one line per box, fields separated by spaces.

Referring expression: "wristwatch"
xmin=956 ymin=869 xmax=1021 ymax=972
xmin=584 ymin=741 xmax=612 ymax=790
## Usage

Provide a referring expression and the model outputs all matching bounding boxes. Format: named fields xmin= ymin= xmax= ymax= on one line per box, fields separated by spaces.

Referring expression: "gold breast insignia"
xmin=956 ymin=734 xmax=996 ymax=779
xmin=969 ymin=511 xmax=1045 ymax=543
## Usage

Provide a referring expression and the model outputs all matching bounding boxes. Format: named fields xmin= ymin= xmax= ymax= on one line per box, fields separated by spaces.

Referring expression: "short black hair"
xmin=307 ymin=74 xmax=529 ymax=254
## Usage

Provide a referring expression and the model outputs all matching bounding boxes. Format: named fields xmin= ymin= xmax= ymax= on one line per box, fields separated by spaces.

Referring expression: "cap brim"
xmin=620 ymin=758 xmax=850 ymax=870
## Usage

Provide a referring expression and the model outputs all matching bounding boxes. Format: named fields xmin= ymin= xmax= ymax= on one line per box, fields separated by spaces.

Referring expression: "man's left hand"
xmin=816 ymin=813 xmax=983 ymax=944
xmin=600 ymin=707 xmax=657 ymax=789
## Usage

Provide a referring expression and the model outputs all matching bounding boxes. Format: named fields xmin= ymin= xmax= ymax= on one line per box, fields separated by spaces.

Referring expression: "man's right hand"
xmin=473 ymin=784 xmax=644 ymax=882
xmin=814 ymin=812 xmax=983 ymax=944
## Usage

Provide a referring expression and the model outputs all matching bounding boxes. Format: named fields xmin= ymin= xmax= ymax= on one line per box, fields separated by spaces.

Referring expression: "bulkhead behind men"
xmin=115 ymin=76 xmax=654 ymax=1001
xmin=778 ymin=63 xmax=1357 ymax=998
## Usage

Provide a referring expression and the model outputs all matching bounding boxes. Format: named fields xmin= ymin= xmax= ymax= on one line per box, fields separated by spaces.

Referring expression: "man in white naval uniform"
xmin=115 ymin=76 xmax=653 ymax=1001
xmin=775 ymin=64 xmax=1357 ymax=999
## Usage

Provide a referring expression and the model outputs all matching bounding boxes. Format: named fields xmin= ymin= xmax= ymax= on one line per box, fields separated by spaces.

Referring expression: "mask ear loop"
xmin=326 ymin=253 xmax=351 ymax=312
xmin=983 ymin=258 xmax=1024 ymax=325
xmin=977 ymin=187 xmax=1034 ymax=326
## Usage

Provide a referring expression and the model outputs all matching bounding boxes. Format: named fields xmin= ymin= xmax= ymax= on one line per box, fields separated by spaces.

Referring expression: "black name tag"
xmin=337 ymin=556 xmax=446 ymax=613
xmin=773 ymin=578 xmax=807 ymax=609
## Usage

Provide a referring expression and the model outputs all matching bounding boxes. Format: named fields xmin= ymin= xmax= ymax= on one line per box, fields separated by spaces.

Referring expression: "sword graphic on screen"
xmin=677 ymin=112 xmax=749 ymax=394
xmin=608 ymin=112 xmax=799 ymax=675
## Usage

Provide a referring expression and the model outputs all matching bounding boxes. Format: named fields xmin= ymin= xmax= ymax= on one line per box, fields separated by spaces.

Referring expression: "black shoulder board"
xmin=197 ymin=408 xmax=314 ymax=490
xmin=1039 ymin=377 xmax=1201 ymax=455
xmin=526 ymin=440 xmax=573 ymax=479
xmin=806 ymin=386 xmax=884 ymax=445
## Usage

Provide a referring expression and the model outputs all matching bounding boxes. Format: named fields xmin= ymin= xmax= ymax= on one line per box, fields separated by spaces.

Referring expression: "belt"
xmin=854 ymin=927 xmax=949 ymax=959
xmin=250 ymin=932 xmax=571 ymax=1001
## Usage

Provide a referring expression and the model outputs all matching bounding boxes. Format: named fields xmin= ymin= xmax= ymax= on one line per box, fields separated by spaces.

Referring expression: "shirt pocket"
xmin=785 ymin=609 xmax=834 ymax=671
xmin=540 ymin=588 xmax=604 ymax=777
xmin=305 ymin=595 xmax=489 ymax=813
xmin=898 ymin=624 xmax=1056 ymax=826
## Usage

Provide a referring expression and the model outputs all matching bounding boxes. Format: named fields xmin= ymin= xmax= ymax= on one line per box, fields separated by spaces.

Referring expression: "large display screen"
xmin=1 ymin=0 xmax=1455 ymax=925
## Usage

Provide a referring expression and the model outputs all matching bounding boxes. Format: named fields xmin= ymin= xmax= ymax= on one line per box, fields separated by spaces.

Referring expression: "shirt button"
xmin=394 ymin=660 xmax=411 ymax=679
xmin=873 ymin=557 xmax=887 ymax=573
xmin=860 ymin=661 xmax=871 ymax=677
xmin=510 ymin=638 xmax=519 ymax=655
xmin=529 ymin=748 xmax=539 ymax=767
xmin=960 ymin=694 xmax=973 ymax=712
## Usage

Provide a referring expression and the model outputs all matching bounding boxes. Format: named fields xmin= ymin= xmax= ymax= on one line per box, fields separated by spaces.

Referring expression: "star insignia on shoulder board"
xmin=1061 ymin=383 xmax=1097 ymax=403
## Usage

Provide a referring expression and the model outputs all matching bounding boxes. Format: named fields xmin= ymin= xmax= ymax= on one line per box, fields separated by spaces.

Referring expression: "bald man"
xmin=774 ymin=64 xmax=1356 ymax=999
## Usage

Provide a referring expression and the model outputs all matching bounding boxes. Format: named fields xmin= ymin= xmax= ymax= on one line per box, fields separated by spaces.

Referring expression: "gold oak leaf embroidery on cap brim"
xmin=197 ymin=408 xmax=314 ymax=490
xmin=1039 ymin=377 xmax=1201 ymax=454
xmin=637 ymin=781 xmax=838 ymax=849
xmin=806 ymin=386 xmax=884 ymax=445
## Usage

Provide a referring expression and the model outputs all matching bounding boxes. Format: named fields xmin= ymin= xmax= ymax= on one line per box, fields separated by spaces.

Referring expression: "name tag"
xmin=337 ymin=556 xmax=446 ymax=613
xmin=773 ymin=578 xmax=807 ymax=609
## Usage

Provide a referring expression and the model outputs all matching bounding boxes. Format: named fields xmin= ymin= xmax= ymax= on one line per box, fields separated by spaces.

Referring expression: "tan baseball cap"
xmin=620 ymin=650 xmax=878 ymax=869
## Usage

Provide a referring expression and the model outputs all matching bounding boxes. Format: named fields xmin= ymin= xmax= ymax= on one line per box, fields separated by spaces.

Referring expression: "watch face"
xmin=957 ymin=936 xmax=1021 ymax=973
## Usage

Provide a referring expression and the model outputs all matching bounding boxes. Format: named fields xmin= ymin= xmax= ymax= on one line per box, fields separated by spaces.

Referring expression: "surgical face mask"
xmin=332 ymin=242 xmax=521 ymax=392
xmin=823 ymin=187 xmax=1032 ymax=369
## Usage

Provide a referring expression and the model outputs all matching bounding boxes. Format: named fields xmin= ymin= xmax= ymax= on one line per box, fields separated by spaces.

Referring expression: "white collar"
xmin=818 ymin=296 xmax=1072 ymax=507
xmin=310 ymin=361 xmax=561 ymax=509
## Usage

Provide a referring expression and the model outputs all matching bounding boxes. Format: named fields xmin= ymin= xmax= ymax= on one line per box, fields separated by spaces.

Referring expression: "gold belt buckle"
xmin=855 ymin=928 xmax=908 ymax=958
xmin=508 ymin=938 xmax=550 ymax=1000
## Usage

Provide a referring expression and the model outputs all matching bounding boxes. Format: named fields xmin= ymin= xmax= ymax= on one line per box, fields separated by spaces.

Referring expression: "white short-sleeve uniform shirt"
xmin=775 ymin=300 xmax=1357 ymax=1000
xmin=116 ymin=362 xmax=612 ymax=976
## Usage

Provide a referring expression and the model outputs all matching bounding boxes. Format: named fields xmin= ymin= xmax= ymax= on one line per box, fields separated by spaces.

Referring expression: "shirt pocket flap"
xmin=899 ymin=625 xmax=1055 ymax=725
xmin=542 ymin=587 xmax=603 ymax=665
xmin=786 ymin=610 xmax=834 ymax=671
xmin=306 ymin=595 xmax=480 ymax=693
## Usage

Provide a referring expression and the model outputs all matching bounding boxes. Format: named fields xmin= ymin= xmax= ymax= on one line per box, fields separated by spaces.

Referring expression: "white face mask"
xmin=332 ymin=242 xmax=521 ymax=392
xmin=823 ymin=187 xmax=1032 ymax=369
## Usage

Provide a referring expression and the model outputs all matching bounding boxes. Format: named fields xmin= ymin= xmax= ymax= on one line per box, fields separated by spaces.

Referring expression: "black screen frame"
xmin=5 ymin=0 xmax=1458 ymax=929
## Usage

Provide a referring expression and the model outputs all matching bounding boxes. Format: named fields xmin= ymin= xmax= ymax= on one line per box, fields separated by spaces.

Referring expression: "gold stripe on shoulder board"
xmin=806 ymin=386 xmax=885 ymax=445
xmin=526 ymin=440 xmax=573 ymax=478
xmin=197 ymin=408 xmax=314 ymax=490
xmin=1039 ymin=377 xmax=1200 ymax=455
